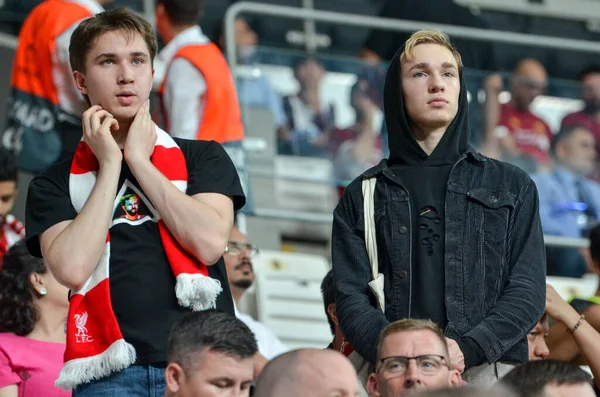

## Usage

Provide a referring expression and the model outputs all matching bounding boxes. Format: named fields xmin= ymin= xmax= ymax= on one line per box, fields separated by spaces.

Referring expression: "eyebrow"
xmin=409 ymin=62 xmax=458 ymax=72
xmin=94 ymin=51 xmax=149 ymax=61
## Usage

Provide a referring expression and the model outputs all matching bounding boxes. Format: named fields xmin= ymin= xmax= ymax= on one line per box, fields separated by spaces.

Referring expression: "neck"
xmin=27 ymin=303 xmax=67 ymax=343
xmin=332 ymin=333 xmax=344 ymax=352
xmin=231 ymin=286 xmax=245 ymax=306
xmin=510 ymin=98 xmax=529 ymax=112
xmin=164 ymin=24 xmax=195 ymax=45
xmin=410 ymin=124 xmax=446 ymax=155
xmin=113 ymin=120 xmax=132 ymax=148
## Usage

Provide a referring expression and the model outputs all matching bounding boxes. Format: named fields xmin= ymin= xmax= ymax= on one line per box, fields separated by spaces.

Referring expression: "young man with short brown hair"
xmin=25 ymin=7 xmax=244 ymax=395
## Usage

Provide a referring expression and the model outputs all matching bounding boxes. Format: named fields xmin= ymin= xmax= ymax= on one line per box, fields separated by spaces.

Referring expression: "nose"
xmin=118 ymin=63 xmax=135 ymax=85
xmin=429 ymin=74 xmax=445 ymax=93
xmin=536 ymin=343 xmax=550 ymax=360
xmin=239 ymin=245 xmax=251 ymax=261
xmin=403 ymin=360 xmax=422 ymax=383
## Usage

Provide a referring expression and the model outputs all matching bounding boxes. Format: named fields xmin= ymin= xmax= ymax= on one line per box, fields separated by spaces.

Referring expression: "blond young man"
xmin=331 ymin=30 xmax=545 ymax=384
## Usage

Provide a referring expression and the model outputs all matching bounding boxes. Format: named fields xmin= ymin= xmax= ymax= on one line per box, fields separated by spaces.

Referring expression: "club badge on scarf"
xmin=56 ymin=126 xmax=222 ymax=390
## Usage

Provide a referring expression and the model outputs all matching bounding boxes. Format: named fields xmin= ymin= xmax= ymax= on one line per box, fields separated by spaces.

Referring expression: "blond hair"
xmin=400 ymin=30 xmax=463 ymax=71
xmin=376 ymin=319 xmax=450 ymax=363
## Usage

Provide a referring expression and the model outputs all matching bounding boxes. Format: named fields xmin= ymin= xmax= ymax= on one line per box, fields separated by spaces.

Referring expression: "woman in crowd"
xmin=0 ymin=242 xmax=70 ymax=397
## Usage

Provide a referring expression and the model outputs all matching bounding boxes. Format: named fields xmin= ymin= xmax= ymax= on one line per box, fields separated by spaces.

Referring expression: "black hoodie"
xmin=383 ymin=46 xmax=470 ymax=334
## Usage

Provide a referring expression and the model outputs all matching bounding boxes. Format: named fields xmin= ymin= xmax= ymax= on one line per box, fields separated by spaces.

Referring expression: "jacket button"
xmin=399 ymin=226 xmax=408 ymax=234
xmin=399 ymin=270 xmax=408 ymax=279
xmin=490 ymin=196 xmax=498 ymax=204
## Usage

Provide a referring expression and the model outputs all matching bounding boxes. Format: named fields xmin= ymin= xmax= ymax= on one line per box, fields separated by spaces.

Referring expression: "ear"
xmin=449 ymin=369 xmax=463 ymax=387
xmin=366 ymin=373 xmax=381 ymax=397
xmin=29 ymin=272 xmax=44 ymax=293
xmin=165 ymin=363 xmax=185 ymax=393
xmin=73 ymin=70 xmax=88 ymax=96
xmin=327 ymin=303 xmax=339 ymax=328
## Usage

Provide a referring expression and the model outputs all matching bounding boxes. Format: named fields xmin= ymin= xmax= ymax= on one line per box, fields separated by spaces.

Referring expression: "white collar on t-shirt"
xmin=158 ymin=25 xmax=211 ymax=65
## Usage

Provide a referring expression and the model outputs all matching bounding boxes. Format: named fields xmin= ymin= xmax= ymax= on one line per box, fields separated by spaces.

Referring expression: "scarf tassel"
xmin=55 ymin=339 xmax=136 ymax=391
xmin=175 ymin=273 xmax=222 ymax=311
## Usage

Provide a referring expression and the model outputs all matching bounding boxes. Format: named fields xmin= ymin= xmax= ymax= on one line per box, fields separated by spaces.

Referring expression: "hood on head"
xmin=383 ymin=46 xmax=471 ymax=166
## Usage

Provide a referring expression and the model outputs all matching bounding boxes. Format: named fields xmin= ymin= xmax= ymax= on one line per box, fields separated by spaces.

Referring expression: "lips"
xmin=428 ymin=98 xmax=448 ymax=108
xmin=116 ymin=91 xmax=136 ymax=106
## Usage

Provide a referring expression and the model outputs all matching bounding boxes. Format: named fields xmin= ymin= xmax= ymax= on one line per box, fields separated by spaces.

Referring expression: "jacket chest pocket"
xmin=466 ymin=188 xmax=516 ymax=244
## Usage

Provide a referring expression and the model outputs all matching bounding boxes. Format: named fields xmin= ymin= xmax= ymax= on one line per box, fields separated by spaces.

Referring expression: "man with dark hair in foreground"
xmin=500 ymin=359 xmax=594 ymax=397
xmin=165 ymin=310 xmax=258 ymax=397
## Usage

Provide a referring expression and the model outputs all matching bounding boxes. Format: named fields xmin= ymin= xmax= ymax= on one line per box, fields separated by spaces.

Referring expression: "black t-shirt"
xmin=391 ymin=165 xmax=450 ymax=331
xmin=25 ymin=138 xmax=245 ymax=364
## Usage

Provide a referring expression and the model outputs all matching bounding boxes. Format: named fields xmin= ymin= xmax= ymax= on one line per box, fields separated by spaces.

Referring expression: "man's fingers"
xmin=99 ymin=114 xmax=116 ymax=132
xmin=82 ymin=105 xmax=102 ymax=138
xmin=90 ymin=110 xmax=110 ymax=134
xmin=110 ymin=119 xmax=120 ymax=132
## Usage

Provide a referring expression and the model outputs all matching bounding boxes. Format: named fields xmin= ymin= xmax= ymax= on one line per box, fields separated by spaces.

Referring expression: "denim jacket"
xmin=331 ymin=148 xmax=546 ymax=368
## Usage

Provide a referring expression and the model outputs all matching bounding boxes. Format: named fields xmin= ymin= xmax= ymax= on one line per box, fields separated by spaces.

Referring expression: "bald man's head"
xmin=511 ymin=58 xmax=548 ymax=109
xmin=254 ymin=348 xmax=359 ymax=397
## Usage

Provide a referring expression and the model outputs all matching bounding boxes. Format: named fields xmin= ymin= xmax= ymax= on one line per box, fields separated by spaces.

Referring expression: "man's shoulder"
xmin=31 ymin=157 xmax=73 ymax=185
xmin=173 ymin=138 xmax=219 ymax=155
xmin=474 ymin=155 xmax=536 ymax=193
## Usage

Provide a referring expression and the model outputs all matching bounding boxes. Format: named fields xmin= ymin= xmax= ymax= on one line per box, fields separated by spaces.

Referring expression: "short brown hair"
xmin=376 ymin=319 xmax=450 ymax=363
xmin=69 ymin=7 xmax=157 ymax=74
xmin=400 ymin=30 xmax=463 ymax=71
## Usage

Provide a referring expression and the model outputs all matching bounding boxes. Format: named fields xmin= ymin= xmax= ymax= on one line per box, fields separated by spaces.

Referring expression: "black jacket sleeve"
xmin=460 ymin=177 xmax=546 ymax=365
xmin=332 ymin=188 xmax=389 ymax=364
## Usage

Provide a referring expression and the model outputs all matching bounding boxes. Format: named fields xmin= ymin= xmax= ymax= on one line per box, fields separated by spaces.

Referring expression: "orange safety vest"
xmin=157 ymin=43 xmax=245 ymax=144
xmin=3 ymin=0 xmax=93 ymax=172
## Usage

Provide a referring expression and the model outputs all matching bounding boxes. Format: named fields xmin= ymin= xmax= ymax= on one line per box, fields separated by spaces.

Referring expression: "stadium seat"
xmin=546 ymin=275 xmax=599 ymax=301
xmin=249 ymin=249 xmax=332 ymax=349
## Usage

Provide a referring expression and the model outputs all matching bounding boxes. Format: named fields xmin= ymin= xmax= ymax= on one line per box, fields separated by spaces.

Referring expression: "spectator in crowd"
xmin=527 ymin=314 xmax=550 ymax=361
xmin=155 ymin=0 xmax=249 ymax=211
xmin=0 ymin=242 xmax=70 ymax=397
xmin=330 ymin=75 xmax=384 ymax=184
xmin=25 ymin=8 xmax=244 ymax=394
xmin=155 ymin=0 xmax=244 ymax=145
xmin=544 ymin=284 xmax=600 ymax=386
xmin=531 ymin=125 xmax=600 ymax=277
xmin=0 ymin=149 xmax=24 ymax=266
xmin=253 ymin=348 xmax=359 ymax=397
xmin=321 ymin=270 xmax=344 ymax=353
xmin=224 ymin=226 xmax=288 ymax=360
xmin=1 ymin=0 xmax=111 ymax=222
xmin=482 ymin=59 xmax=552 ymax=173
xmin=164 ymin=310 xmax=258 ymax=397
xmin=333 ymin=29 xmax=546 ymax=385
xmin=501 ymin=359 xmax=595 ymax=397
xmin=366 ymin=320 xmax=462 ymax=397
xmin=321 ymin=270 xmax=368 ymax=397
xmin=281 ymin=57 xmax=335 ymax=157
xmin=213 ymin=17 xmax=289 ymax=137
xmin=561 ymin=66 xmax=600 ymax=181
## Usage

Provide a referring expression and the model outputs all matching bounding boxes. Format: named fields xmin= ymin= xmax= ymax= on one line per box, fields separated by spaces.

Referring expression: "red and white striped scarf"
xmin=56 ymin=126 xmax=222 ymax=390
xmin=0 ymin=214 xmax=25 ymax=264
